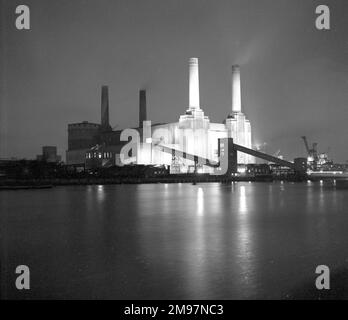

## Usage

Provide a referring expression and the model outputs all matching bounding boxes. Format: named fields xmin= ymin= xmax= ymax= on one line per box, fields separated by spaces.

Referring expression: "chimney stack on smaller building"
xmin=139 ymin=90 xmax=147 ymax=128
xmin=101 ymin=85 xmax=111 ymax=131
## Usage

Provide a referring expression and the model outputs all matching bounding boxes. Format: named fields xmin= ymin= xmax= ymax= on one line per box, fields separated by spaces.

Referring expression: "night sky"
xmin=1 ymin=0 xmax=348 ymax=162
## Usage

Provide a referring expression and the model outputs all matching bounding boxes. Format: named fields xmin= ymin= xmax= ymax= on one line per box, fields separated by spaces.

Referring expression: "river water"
xmin=1 ymin=181 xmax=348 ymax=299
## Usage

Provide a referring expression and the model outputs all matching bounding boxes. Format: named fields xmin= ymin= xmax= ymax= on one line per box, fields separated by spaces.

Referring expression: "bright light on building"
xmin=238 ymin=166 xmax=246 ymax=174
xmin=197 ymin=167 xmax=204 ymax=174
xmin=131 ymin=58 xmax=253 ymax=173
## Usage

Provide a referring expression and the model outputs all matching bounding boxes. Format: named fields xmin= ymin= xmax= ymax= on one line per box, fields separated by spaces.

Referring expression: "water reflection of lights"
xmin=238 ymin=223 xmax=252 ymax=259
xmin=319 ymin=185 xmax=324 ymax=209
xmin=97 ymin=185 xmax=105 ymax=201
xmin=197 ymin=187 xmax=204 ymax=216
xmin=163 ymin=183 xmax=169 ymax=197
xmin=236 ymin=219 xmax=254 ymax=288
xmin=239 ymin=186 xmax=247 ymax=214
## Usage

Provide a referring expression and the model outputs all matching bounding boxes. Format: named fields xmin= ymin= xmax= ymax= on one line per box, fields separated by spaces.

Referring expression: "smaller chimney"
xmin=101 ymin=85 xmax=111 ymax=131
xmin=139 ymin=90 xmax=147 ymax=128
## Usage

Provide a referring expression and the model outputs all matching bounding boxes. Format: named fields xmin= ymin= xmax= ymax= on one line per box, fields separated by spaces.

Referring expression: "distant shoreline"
xmin=0 ymin=175 xmax=272 ymax=188
xmin=4 ymin=175 xmax=347 ymax=190
xmin=2 ymin=173 xmax=348 ymax=190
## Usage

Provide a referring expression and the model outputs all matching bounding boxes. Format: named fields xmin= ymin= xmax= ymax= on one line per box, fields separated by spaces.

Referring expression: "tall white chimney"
xmin=189 ymin=57 xmax=200 ymax=109
xmin=231 ymin=65 xmax=241 ymax=112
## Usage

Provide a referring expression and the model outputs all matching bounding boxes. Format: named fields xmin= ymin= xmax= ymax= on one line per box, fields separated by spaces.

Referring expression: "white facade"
xmin=135 ymin=58 xmax=253 ymax=173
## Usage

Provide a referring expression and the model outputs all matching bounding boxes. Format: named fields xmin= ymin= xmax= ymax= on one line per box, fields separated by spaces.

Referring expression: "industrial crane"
xmin=301 ymin=136 xmax=318 ymax=169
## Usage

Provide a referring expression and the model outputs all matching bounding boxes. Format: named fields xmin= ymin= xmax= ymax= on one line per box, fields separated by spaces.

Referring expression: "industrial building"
xmin=66 ymin=121 xmax=101 ymax=166
xmin=67 ymin=57 xmax=254 ymax=173
xmin=37 ymin=146 xmax=61 ymax=163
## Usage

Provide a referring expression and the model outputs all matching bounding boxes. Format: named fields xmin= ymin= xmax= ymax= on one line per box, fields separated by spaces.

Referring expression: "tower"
xmin=225 ymin=65 xmax=253 ymax=164
xmin=189 ymin=57 xmax=200 ymax=109
xmin=139 ymin=90 xmax=147 ymax=128
xmin=231 ymin=65 xmax=242 ymax=113
xmin=101 ymin=85 xmax=111 ymax=131
xmin=178 ymin=57 xmax=210 ymax=169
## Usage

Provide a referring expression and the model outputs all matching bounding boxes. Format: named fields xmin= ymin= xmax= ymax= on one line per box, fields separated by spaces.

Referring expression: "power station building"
xmin=66 ymin=58 xmax=254 ymax=173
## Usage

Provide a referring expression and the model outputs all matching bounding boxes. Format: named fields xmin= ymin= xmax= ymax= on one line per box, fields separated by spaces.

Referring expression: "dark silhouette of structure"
xmin=101 ymin=85 xmax=112 ymax=131
xmin=139 ymin=90 xmax=147 ymax=128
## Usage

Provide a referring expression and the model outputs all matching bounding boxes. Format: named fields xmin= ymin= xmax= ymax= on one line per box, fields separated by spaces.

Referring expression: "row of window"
xmin=86 ymin=152 xmax=113 ymax=159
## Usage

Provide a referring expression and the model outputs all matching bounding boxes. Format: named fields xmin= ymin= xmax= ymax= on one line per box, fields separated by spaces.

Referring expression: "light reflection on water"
xmin=197 ymin=187 xmax=204 ymax=216
xmin=97 ymin=185 xmax=105 ymax=202
xmin=239 ymin=185 xmax=247 ymax=214
xmin=2 ymin=181 xmax=348 ymax=299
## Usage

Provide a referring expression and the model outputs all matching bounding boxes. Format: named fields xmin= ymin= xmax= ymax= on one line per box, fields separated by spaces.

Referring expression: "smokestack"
xmin=231 ymin=65 xmax=241 ymax=113
xmin=101 ymin=85 xmax=110 ymax=130
xmin=189 ymin=57 xmax=200 ymax=109
xmin=139 ymin=90 xmax=147 ymax=128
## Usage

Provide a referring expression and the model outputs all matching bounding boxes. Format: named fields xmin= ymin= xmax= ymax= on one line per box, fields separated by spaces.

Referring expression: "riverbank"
xmin=0 ymin=184 xmax=53 ymax=190
xmin=3 ymin=173 xmax=348 ymax=190
xmin=0 ymin=174 xmax=309 ymax=189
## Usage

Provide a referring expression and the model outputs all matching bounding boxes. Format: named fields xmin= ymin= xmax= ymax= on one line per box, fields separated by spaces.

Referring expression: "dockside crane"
xmin=301 ymin=136 xmax=318 ymax=169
